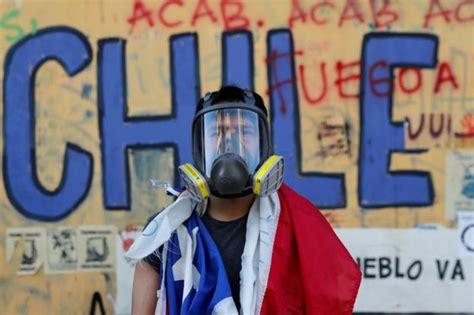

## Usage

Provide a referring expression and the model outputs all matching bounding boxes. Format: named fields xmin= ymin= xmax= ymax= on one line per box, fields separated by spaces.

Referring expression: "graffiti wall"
xmin=1 ymin=0 xmax=473 ymax=313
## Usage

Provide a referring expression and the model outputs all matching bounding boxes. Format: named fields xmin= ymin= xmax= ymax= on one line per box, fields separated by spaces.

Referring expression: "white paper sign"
xmin=45 ymin=227 xmax=78 ymax=274
xmin=78 ymin=225 xmax=116 ymax=272
xmin=336 ymin=229 xmax=474 ymax=313
xmin=6 ymin=227 xmax=46 ymax=275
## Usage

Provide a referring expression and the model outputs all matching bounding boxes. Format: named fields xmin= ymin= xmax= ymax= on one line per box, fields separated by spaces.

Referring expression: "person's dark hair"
xmin=210 ymin=85 xmax=245 ymax=103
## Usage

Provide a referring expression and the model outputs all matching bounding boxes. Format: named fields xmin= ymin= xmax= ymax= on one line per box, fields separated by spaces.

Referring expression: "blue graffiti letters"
xmin=97 ymin=34 xmax=198 ymax=209
xmin=3 ymin=27 xmax=93 ymax=221
xmin=3 ymin=26 xmax=443 ymax=220
xmin=267 ymin=30 xmax=346 ymax=208
xmin=359 ymin=33 xmax=437 ymax=208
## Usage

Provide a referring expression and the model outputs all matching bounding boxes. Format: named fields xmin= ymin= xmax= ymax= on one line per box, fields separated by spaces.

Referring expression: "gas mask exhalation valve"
xmin=210 ymin=153 xmax=250 ymax=196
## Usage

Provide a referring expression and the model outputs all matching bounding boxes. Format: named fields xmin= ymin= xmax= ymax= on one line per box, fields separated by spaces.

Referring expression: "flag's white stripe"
xmin=172 ymin=225 xmax=201 ymax=301
xmin=255 ymin=193 xmax=281 ymax=315
xmin=239 ymin=199 xmax=260 ymax=314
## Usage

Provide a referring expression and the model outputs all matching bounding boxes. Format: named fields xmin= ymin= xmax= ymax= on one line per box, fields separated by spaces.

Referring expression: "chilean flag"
xmin=163 ymin=213 xmax=238 ymax=314
xmin=128 ymin=184 xmax=361 ymax=314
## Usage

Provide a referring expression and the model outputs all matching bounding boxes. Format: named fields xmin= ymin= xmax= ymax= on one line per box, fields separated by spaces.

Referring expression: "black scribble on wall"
xmin=316 ymin=117 xmax=351 ymax=159
xmin=21 ymin=239 xmax=37 ymax=265
xmin=52 ymin=230 xmax=77 ymax=263
xmin=88 ymin=291 xmax=106 ymax=315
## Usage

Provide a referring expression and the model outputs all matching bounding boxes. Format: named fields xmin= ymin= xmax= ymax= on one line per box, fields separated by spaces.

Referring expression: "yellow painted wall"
xmin=0 ymin=0 xmax=473 ymax=313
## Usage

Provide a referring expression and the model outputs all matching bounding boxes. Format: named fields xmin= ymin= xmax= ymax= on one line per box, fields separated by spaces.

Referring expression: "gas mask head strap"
xmin=193 ymin=92 xmax=266 ymax=125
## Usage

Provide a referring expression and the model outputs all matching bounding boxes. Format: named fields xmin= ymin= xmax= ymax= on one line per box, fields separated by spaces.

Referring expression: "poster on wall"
xmin=77 ymin=225 xmax=116 ymax=272
xmin=45 ymin=227 xmax=78 ymax=274
xmin=337 ymin=229 xmax=474 ymax=313
xmin=6 ymin=228 xmax=46 ymax=275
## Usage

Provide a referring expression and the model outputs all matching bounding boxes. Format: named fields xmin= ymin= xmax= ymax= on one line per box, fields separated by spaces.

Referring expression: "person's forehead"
xmin=206 ymin=113 xmax=257 ymax=127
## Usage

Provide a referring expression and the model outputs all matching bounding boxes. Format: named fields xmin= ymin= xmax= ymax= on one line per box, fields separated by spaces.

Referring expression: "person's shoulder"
xmin=277 ymin=183 xmax=320 ymax=213
xmin=143 ymin=192 xmax=201 ymax=229
xmin=277 ymin=183 xmax=339 ymax=236
xmin=143 ymin=211 xmax=160 ymax=230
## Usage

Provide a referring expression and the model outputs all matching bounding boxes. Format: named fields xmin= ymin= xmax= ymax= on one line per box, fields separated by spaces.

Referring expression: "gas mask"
xmin=178 ymin=88 xmax=284 ymax=202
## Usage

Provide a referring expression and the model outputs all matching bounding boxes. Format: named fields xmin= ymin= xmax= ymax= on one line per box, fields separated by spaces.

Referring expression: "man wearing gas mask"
xmin=127 ymin=86 xmax=361 ymax=315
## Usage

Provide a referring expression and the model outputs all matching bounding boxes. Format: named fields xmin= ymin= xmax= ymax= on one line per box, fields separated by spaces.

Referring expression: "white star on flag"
xmin=172 ymin=225 xmax=201 ymax=299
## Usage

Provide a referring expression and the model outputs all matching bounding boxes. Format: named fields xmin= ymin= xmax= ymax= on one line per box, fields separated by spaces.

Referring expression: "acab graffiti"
xmin=126 ymin=0 xmax=474 ymax=31
xmin=3 ymin=26 xmax=440 ymax=221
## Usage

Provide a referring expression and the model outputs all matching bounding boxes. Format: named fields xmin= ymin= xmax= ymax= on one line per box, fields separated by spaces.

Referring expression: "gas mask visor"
xmin=201 ymin=108 xmax=263 ymax=178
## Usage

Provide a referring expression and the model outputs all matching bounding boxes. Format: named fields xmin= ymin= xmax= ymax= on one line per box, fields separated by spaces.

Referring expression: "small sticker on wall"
xmin=6 ymin=228 xmax=46 ymax=275
xmin=45 ymin=227 xmax=78 ymax=274
xmin=445 ymin=150 xmax=474 ymax=221
xmin=78 ymin=225 xmax=116 ymax=272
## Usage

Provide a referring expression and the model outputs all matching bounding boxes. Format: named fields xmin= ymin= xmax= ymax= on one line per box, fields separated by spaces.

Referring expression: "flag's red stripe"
xmin=260 ymin=184 xmax=361 ymax=314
